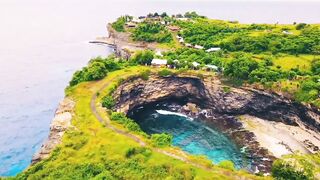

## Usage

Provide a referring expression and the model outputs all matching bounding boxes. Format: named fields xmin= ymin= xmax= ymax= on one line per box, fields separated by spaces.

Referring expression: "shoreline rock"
xmin=31 ymin=98 xmax=75 ymax=165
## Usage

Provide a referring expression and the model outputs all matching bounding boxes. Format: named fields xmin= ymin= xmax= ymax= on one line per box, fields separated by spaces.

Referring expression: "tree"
xmin=111 ymin=16 xmax=126 ymax=32
xmin=296 ymin=23 xmax=307 ymax=30
xmin=131 ymin=50 xmax=154 ymax=65
xmin=311 ymin=59 xmax=320 ymax=75
xmin=85 ymin=62 xmax=107 ymax=81
xmin=224 ymin=57 xmax=259 ymax=80
xmin=160 ymin=12 xmax=168 ymax=18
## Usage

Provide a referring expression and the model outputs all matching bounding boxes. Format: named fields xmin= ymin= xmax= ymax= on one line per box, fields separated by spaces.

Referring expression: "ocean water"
xmin=0 ymin=0 xmax=319 ymax=176
xmin=132 ymin=109 xmax=248 ymax=169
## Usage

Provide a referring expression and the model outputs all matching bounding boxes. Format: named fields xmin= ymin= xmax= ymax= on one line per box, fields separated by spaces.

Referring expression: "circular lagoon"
xmin=130 ymin=107 xmax=250 ymax=169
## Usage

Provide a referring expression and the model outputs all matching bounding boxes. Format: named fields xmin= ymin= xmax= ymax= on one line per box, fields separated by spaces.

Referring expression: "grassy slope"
xmin=272 ymin=54 xmax=317 ymax=71
xmin=11 ymin=67 xmax=267 ymax=180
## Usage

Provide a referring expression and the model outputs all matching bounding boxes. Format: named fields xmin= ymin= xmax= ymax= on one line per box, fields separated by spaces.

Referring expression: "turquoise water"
xmin=132 ymin=109 xmax=246 ymax=169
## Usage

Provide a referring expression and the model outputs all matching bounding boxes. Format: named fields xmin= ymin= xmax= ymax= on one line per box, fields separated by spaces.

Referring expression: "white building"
xmin=206 ymin=47 xmax=221 ymax=52
xmin=131 ymin=18 xmax=142 ymax=23
xmin=205 ymin=65 xmax=219 ymax=71
xmin=176 ymin=18 xmax=189 ymax=21
xmin=151 ymin=59 xmax=167 ymax=67
xmin=192 ymin=62 xmax=200 ymax=67
xmin=155 ymin=51 xmax=163 ymax=57
xmin=282 ymin=30 xmax=293 ymax=35
xmin=194 ymin=45 xmax=204 ymax=49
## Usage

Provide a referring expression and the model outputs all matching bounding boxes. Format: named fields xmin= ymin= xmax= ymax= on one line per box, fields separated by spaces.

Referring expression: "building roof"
xmin=282 ymin=30 xmax=293 ymax=35
xmin=131 ymin=18 xmax=142 ymax=23
xmin=155 ymin=51 xmax=163 ymax=57
xmin=194 ymin=45 xmax=204 ymax=49
xmin=205 ymin=64 xmax=218 ymax=70
xmin=167 ymin=26 xmax=180 ymax=31
xmin=192 ymin=62 xmax=200 ymax=67
xmin=151 ymin=59 xmax=167 ymax=65
xmin=125 ymin=22 xmax=137 ymax=27
xmin=206 ymin=47 xmax=221 ymax=52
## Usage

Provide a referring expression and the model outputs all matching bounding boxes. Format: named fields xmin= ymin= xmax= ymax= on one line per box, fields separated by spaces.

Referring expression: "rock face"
xmin=31 ymin=98 xmax=75 ymax=164
xmin=115 ymin=76 xmax=319 ymax=132
xmin=113 ymin=75 xmax=320 ymax=173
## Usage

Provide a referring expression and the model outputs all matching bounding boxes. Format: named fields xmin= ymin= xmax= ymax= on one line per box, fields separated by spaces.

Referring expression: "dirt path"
xmin=90 ymin=79 xmax=146 ymax=146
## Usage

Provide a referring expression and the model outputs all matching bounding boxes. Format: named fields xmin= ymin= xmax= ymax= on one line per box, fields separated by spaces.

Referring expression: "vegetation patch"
xmin=101 ymin=95 xmax=115 ymax=109
xmin=151 ymin=133 xmax=173 ymax=148
xmin=158 ymin=69 xmax=174 ymax=77
xmin=132 ymin=22 xmax=173 ymax=43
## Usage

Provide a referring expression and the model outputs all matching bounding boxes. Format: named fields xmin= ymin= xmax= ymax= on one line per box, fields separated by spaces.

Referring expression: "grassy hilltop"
xmin=111 ymin=12 xmax=320 ymax=108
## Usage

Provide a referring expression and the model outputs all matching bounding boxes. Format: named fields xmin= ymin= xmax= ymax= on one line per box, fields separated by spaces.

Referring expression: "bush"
xmin=112 ymin=16 xmax=126 ymax=32
xmin=139 ymin=70 xmax=151 ymax=80
xmin=296 ymin=23 xmax=307 ymax=30
xmin=272 ymin=158 xmax=314 ymax=180
xmin=151 ymin=133 xmax=173 ymax=147
xmin=224 ymin=56 xmax=259 ymax=80
xmin=131 ymin=50 xmax=154 ymax=65
xmin=311 ymin=59 xmax=320 ymax=75
xmin=110 ymin=112 xmax=143 ymax=133
xmin=101 ymin=96 xmax=115 ymax=109
xmin=158 ymin=69 xmax=173 ymax=77
xmin=132 ymin=22 xmax=173 ymax=43
xmin=218 ymin=160 xmax=235 ymax=171
xmin=125 ymin=147 xmax=152 ymax=158
xmin=85 ymin=62 xmax=108 ymax=81
xmin=222 ymin=86 xmax=231 ymax=93
xmin=69 ymin=56 xmax=123 ymax=86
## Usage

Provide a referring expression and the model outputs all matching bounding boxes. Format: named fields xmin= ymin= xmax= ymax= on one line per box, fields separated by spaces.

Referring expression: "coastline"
xmin=26 ymin=22 xmax=320 ymax=177
xmin=31 ymin=98 xmax=75 ymax=165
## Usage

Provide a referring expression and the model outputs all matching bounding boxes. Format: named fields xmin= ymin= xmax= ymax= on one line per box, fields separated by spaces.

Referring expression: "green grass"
xmin=272 ymin=54 xmax=318 ymax=71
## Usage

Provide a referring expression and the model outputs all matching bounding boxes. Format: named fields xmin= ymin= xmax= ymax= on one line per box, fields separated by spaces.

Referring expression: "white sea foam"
xmin=156 ymin=110 xmax=193 ymax=121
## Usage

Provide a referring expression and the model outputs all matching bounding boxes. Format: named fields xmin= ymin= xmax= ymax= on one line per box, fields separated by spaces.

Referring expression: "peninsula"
xmin=9 ymin=12 xmax=320 ymax=180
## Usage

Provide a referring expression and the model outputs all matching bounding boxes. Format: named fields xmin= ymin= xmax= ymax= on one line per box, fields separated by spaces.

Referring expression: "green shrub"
xmin=158 ymin=69 xmax=173 ymax=77
xmin=132 ymin=22 xmax=173 ymax=43
xmin=131 ymin=50 xmax=154 ymax=65
xmin=222 ymin=86 xmax=231 ymax=93
xmin=224 ymin=56 xmax=259 ymax=80
xmin=125 ymin=147 xmax=152 ymax=158
xmin=69 ymin=56 xmax=123 ymax=86
xmin=272 ymin=158 xmax=314 ymax=180
xmin=218 ymin=160 xmax=235 ymax=171
xmin=112 ymin=16 xmax=127 ymax=32
xmin=110 ymin=112 xmax=143 ymax=133
xmin=101 ymin=96 xmax=115 ymax=109
xmin=139 ymin=69 xmax=151 ymax=80
xmin=151 ymin=133 xmax=173 ymax=147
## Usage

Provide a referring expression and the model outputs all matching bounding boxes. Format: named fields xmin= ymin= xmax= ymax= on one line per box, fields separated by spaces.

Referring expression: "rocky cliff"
xmin=31 ymin=98 xmax=75 ymax=164
xmin=113 ymin=75 xmax=320 ymax=173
